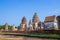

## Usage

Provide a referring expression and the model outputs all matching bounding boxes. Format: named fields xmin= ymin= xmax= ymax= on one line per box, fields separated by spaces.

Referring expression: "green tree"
xmin=8 ymin=25 xmax=12 ymax=30
xmin=0 ymin=25 xmax=5 ymax=30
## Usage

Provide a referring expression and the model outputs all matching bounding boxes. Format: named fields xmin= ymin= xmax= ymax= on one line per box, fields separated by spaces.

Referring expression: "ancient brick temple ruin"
xmin=5 ymin=23 xmax=8 ymax=31
xmin=29 ymin=13 xmax=44 ymax=31
xmin=18 ymin=16 xmax=28 ymax=32
xmin=12 ymin=24 xmax=17 ymax=31
xmin=1 ymin=13 xmax=60 ymax=32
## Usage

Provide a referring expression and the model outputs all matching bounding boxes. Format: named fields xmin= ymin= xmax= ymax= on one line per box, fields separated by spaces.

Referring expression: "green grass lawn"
xmin=27 ymin=33 xmax=60 ymax=38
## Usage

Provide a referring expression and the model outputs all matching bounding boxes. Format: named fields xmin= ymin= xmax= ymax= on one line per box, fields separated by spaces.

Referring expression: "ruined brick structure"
xmin=5 ymin=23 xmax=8 ymax=31
xmin=18 ymin=16 xmax=28 ymax=32
xmin=1 ymin=13 xmax=60 ymax=34
xmin=28 ymin=13 xmax=44 ymax=31
xmin=32 ymin=13 xmax=40 ymax=31
xmin=12 ymin=25 xmax=16 ymax=31
xmin=29 ymin=20 xmax=33 ymax=31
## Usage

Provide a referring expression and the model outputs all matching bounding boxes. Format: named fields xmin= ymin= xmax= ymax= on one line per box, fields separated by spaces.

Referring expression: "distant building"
xmin=44 ymin=16 xmax=58 ymax=30
xmin=32 ymin=13 xmax=40 ymax=31
xmin=18 ymin=16 xmax=28 ymax=32
xmin=1 ymin=13 xmax=60 ymax=32
xmin=28 ymin=13 xmax=44 ymax=31
xmin=5 ymin=23 xmax=8 ymax=31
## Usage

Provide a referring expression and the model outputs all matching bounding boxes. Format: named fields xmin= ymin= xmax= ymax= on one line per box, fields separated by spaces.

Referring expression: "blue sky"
xmin=0 ymin=0 xmax=60 ymax=26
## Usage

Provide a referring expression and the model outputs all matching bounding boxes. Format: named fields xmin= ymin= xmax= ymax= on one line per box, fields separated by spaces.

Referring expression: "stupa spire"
xmin=18 ymin=16 xmax=28 ymax=32
xmin=32 ymin=12 xmax=40 ymax=23
xmin=21 ymin=16 xmax=26 ymax=24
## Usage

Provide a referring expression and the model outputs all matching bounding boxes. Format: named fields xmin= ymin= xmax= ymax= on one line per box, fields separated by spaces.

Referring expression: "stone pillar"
xmin=5 ymin=23 xmax=8 ymax=31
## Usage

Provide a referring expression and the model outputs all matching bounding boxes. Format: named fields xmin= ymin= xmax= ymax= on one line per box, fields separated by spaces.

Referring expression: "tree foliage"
xmin=8 ymin=25 xmax=12 ymax=30
xmin=0 ymin=25 xmax=5 ymax=30
xmin=0 ymin=25 xmax=12 ymax=30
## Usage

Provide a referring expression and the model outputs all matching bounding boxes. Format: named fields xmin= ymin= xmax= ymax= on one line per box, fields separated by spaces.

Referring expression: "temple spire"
xmin=18 ymin=16 xmax=28 ymax=32
xmin=21 ymin=16 xmax=26 ymax=24
xmin=32 ymin=12 xmax=40 ymax=23
xmin=32 ymin=13 xmax=40 ymax=31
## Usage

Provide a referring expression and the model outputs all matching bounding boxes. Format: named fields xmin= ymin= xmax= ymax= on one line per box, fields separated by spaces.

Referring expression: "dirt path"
xmin=0 ymin=35 xmax=59 ymax=40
